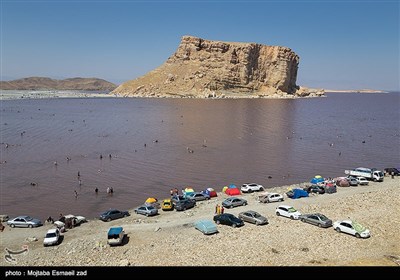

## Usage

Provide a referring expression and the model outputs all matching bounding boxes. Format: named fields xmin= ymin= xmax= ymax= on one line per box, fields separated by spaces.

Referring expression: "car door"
xmin=111 ymin=210 xmax=120 ymax=220
xmin=308 ymin=215 xmax=318 ymax=226
xmin=15 ymin=218 xmax=25 ymax=227
xmin=340 ymin=222 xmax=353 ymax=235
xmin=241 ymin=212 xmax=251 ymax=223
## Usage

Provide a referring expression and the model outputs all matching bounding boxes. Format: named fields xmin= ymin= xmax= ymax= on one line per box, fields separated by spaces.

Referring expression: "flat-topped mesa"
xmin=113 ymin=35 xmax=323 ymax=98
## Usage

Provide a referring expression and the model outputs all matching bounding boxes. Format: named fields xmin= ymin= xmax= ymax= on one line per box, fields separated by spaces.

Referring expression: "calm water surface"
xmin=1 ymin=92 xmax=399 ymax=220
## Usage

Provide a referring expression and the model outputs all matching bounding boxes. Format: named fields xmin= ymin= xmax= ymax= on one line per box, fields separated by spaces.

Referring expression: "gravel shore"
xmin=1 ymin=176 xmax=399 ymax=267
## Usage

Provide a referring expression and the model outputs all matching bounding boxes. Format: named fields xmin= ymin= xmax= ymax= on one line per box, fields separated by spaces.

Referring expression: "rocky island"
xmin=113 ymin=35 xmax=324 ymax=98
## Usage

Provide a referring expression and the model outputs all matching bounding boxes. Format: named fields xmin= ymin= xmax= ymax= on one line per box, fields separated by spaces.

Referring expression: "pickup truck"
xmin=107 ymin=227 xmax=125 ymax=246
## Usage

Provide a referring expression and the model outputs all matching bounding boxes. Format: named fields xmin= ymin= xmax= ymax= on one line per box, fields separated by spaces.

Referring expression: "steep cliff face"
xmin=113 ymin=36 xmax=321 ymax=98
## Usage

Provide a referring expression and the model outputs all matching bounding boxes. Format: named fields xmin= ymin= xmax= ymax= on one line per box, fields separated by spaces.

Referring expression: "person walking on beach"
xmin=170 ymin=189 xmax=174 ymax=197
xmin=95 ymin=187 xmax=98 ymax=194
xmin=220 ymin=206 xmax=224 ymax=214
xmin=74 ymin=190 xmax=78 ymax=199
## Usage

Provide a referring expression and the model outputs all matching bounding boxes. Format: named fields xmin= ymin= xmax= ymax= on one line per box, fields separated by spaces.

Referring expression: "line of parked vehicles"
xmin=7 ymin=166 xmax=396 ymax=247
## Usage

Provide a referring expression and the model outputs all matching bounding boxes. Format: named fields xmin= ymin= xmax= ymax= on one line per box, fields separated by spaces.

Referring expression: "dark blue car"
xmin=213 ymin=213 xmax=244 ymax=228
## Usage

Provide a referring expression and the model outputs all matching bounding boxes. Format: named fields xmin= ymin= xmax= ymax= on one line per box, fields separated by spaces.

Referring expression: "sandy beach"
xmin=1 ymin=176 xmax=399 ymax=267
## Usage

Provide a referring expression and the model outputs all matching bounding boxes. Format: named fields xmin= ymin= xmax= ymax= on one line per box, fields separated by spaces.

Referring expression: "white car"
xmin=241 ymin=183 xmax=264 ymax=193
xmin=258 ymin=192 xmax=284 ymax=203
xmin=356 ymin=177 xmax=369 ymax=186
xmin=43 ymin=228 xmax=61 ymax=246
xmin=275 ymin=205 xmax=302 ymax=220
xmin=333 ymin=220 xmax=371 ymax=238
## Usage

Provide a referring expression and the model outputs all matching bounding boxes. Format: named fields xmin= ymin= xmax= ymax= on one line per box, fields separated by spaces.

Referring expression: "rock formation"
xmin=0 ymin=77 xmax=117 ymax=91
xmin=113 ymin=35 xmax=324 ymax=98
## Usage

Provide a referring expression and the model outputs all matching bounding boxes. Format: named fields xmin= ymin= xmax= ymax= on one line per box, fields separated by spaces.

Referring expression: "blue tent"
xmin=288 ymin=188 xmax=309 ymax=199
xmin=310 ymin=177 xmax=324 ymax=184
xmin=228 ymin=184 xmax=237 ymax=189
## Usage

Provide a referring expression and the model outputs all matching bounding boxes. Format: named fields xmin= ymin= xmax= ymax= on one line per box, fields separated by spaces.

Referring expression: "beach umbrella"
xmin=145 ymin=197 xmax=157 ymax=204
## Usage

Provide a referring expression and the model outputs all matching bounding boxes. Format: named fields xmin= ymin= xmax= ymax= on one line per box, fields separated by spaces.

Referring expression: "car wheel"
xmin=28 ymin=224 xmax=33 ymax=228
xmin=280 ymin=198 xmax=284 ymax=202
xmin=107 ymin=218 xmax=111 ymax=222
xmin=145 ymin=213 xmax=149 ymax=217
xmin=216 ymin=220 xmax=220 ymax=225
xmin=318 ymin=223 xmax=322 ymax=228
xmin=355 ymin=233 xmax=361 ymax=238
xmin=256 ymin=221 xmax=260 ymax=226
xmin=335 ymin=227 xmax=341 ymax=233
xmin=290 ymin=216 xmax=294 ymax=220
xmin=249 ymin=189 xmax=253 ymax=193
xmin=124 ymin=214 xmax=128 ymax=217
xmin=229 ymin=205 xmax=233 ymax=209
xmin=10 ymin=224 xmax=15 ymax=228
xmin=232 ymin=223 xmax=237 ymax=228
xmin=301 ymin=218 xmax=305 ymax=222
xmin=243 ymin=202 xmax=247 ymax=206
xmin=276 ymin=212 xmax=280 ymax=216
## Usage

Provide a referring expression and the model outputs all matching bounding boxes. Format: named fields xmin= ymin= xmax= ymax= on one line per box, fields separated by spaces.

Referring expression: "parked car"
xmin=333 ymin=219 xmax=371 ymax=238
xmin=213 ymin=213 xmax=244 ymax=228
xmin=304 ymin=185 xmax=325 ymax=194
xmin=186 ymin=192 xmax=210 ymax=201
xmin=346 ymin=176 xmax=359 ymax=186
xmin=300 ymin=213 xmax=333 ymax=228
xmin=7 ymin=215 xmax=42 ymax=228
xmin=161 ymin=199 xmax=174 ymax=211
xmin=171 ymin=195 xmax=186 ymax=205
xmin=222 ymin=197 xmax=247 ymax=209
xmin=356 ymin=177 xmax=369 ymax=186
xmin=175 ymin=199 xmax=196 ymax=211
xmin=194 ymin=220 xmax=219 ymax=235
xmin=64 ymin=214 xmax=87 ymax=226
xmin=238 ymin=210 xmax=268 ymax=225
xmin=241 ymin=183 xmax=264 ymax=193
xmin=107 ymin=226 xmax=125 ymax=246
xmin=258 ymin=192 xmax=284 ymax=203
xmin=43 ymin=228 xmax=61 ymax=246
xmin=134 ymin=205 xmax=158 ymax=217
xmin=99 ymin=209 xmax=130 ymax=222
xmin=275 ymin=205 xmax=302 ymax=220
xmin=384 ymin=167 xmax=400 ymax=176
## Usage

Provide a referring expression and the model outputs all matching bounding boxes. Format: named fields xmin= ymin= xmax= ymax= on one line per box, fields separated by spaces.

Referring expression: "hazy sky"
xmin=1 ymin=0 xmax=399 ymax=90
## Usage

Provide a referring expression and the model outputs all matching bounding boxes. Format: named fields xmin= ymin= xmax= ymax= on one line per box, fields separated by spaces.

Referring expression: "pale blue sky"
xmin=1 ymin=0 xmax=399 ymax=90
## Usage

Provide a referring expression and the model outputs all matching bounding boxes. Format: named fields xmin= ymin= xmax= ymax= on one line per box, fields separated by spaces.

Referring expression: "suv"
xmin=175 ymin=199 xmax=196 ymax=211
xmin=43 ymin=228 xmax=61 ymax=246
xmin=107 ymin=227 xmax=125 ymax=246
xmin=241 ymin=183 xmax=264 ymax=193
xmin=385 ymin=168 xmax=400 ymax=176
xmin=258 ymin=192 xmax=284 ymax=203
xmin=275 ymin=205 xmax=302 ymax=220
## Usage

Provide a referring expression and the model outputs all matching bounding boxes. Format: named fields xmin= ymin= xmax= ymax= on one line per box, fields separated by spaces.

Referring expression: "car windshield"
xmin=25 ymin=216 xmax=33 ymax=221
xmin=46 ymin=232 xmax=57 ymax=238
xmin=288 ymin=207 xmax=297 ymax=213
xmin=318 ymin=214 xmax=329 ymax=221
xmin=253 ymin=213 xmax=261 ymax=218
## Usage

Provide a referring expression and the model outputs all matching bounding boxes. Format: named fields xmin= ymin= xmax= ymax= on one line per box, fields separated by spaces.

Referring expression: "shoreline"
xmin=1 ymin=176 xmax=399 ymax=266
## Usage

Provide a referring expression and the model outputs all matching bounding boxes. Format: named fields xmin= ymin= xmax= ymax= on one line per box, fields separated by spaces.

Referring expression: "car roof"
xmin=241 ymin=210 xmax=258 ymax=215
xmin=277 ymin=205 xmax=293 ymax=209
xmin=46 ymin=228 xmax=58 ymax=233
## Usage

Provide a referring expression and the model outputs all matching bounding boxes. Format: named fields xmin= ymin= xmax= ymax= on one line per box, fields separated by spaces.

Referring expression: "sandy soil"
xmin=1 ymin=176 xmax=399 ymax=267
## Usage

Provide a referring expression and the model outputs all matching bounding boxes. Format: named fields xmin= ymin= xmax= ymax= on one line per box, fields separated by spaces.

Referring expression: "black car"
xmin=99 ymin=209 xmax=130 ymax=222
xmin=384 ymin=168 xmax=400 ymax=176
xmin=305 ymin=185 xmax=325 ymax=194
xmin=175 ymin=199 xmax=196 ymax=211
xmin=213 ymin=213 xmax=244 ymax=228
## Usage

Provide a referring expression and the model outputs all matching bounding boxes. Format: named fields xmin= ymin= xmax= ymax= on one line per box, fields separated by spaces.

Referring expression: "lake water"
xmin=1 ymin=92 xmax=399 ymax=220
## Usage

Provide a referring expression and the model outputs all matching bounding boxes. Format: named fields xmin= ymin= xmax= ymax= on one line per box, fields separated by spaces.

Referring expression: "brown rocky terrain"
xmin=0 ymin=77 xmax=117 ymax=91
xmin=112 ymin=35 xmax=324 ymax=98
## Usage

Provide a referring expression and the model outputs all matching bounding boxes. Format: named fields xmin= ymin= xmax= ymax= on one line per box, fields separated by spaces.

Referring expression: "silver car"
xmin=222 ymin=197 xmax=247 ymax=208
xmin=238 ymin=210 xmax=268 ymax=225
xmin=7 ymin=215 xmax=42 ymax=228
xmin=134 ymin=205 xmax=158 ymax=217
xmin=300 ymin=213 xmax=332 ymax=228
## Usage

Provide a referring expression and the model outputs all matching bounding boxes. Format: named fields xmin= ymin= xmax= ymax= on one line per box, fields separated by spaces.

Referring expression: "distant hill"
xmin=0 ymin=77 xmax=117 ymax=91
